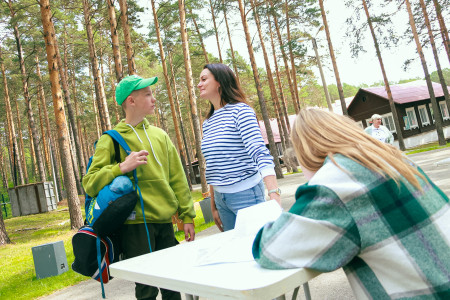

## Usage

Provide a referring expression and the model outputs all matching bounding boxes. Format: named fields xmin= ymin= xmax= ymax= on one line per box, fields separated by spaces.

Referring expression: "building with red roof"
xmin=348 ymin=80 xmax=450 ymax=148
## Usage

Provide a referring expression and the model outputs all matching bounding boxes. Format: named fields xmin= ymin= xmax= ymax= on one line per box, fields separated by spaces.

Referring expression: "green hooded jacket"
xmin=82 ymin=118 xmax=195 ymax=224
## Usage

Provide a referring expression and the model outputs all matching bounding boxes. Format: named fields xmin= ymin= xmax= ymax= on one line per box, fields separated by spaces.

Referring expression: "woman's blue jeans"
xmin=213 ymin=180 xmax=265 ymax=231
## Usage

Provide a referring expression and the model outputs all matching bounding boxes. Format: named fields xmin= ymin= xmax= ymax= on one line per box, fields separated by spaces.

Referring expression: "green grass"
xmin=0 ymin=189 xmax=213 ymax=300
xmin=405 ymin=141 xmax=450 ymax=155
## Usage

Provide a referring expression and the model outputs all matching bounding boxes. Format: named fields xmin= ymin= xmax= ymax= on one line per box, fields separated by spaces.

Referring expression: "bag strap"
xmin=103 ymin=130 xmax=152 ymax=254
xmin=96 ymin=236 xmax=106 ymax=298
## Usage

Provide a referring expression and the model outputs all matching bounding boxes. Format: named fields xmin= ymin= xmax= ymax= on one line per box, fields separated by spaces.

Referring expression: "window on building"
xmin=381 ymin=113 xmax=396 ymax=133
xmin=405 ymin=107 xmax=418 ymax=129
xmin=429 ymin=104 xmax=435 ymax=123
xmin=417 ymin=105 xmax=430 ymax=126
xmin=439 ymin=101 xmax=450 ymax=120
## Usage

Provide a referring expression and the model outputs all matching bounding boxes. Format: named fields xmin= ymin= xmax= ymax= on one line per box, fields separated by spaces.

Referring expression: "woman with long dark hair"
xmin=197 ymin=63 xmax=280 ymax=232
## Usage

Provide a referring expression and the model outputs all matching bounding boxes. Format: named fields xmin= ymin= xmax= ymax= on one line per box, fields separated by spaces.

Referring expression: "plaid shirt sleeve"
xmin=252 ymin=183 xmax=361 ymax=271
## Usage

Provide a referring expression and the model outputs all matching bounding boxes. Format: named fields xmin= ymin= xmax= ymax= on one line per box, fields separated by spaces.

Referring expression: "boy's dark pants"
xmin=120 ymin=223 xmax=181 ymax=300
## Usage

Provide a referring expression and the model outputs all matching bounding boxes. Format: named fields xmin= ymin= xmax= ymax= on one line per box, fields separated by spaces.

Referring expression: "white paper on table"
xmin=194 ymin=200 xmax=283 ymax=266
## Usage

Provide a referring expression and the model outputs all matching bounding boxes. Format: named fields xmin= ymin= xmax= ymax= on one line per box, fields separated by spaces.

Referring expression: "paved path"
xmin=40 ymin=148 xmax=450 ymax=300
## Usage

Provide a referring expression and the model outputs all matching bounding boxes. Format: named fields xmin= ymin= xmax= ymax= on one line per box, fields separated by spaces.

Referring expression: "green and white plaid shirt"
xmin=253 ymin=154 xmax=450 ymax=299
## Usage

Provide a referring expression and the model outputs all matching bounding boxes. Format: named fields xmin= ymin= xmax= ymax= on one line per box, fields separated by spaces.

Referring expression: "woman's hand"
xmin=212 ymin=209 xmax=224 ymax=232
xmin=210 ymin=186 xmax=224 ymax=232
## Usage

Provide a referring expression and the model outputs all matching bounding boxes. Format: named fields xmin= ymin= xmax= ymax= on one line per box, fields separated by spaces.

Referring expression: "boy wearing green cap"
xmin=83 ymin=75 xmax=195 ymax=300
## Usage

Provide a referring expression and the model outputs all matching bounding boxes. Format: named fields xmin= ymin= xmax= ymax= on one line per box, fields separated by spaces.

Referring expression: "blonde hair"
xmin=291 ymin=109 xmax=423 ymax=189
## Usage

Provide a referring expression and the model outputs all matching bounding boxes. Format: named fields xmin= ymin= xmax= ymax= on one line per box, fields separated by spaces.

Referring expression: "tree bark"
xmin=151 ymin=0 xmax=191 ymax=189
xmin=169 ymin=52 xmax=196 ymax=185
xmin=107 ymin=0 xmax=124 ymax=81
xmin=178 ymin=0 xmax=208 ymax=193
xmin=39 ymin=0 xmax=83 ymax=229
xmin=222 ymin=0 xmax=240 ymax=83
xmin=285 ymin=0 xmax=301 ymax=108
xmin=8 ymin=0 xmax=46 ymax=182
xmin=82 ymin=0 xmax=111 ymax=133
xmin=1 ymin=46 xmax=24 ymax=186
xmin=52 ymin=26 xmax=85 ymax=190
xmin=189 ymin=8 xmax=210 ymax=64
xmin=107 ymin=56 xmax=122 ymax=123
xmin=432 ymin=0 xmax=450 ymax=65
xmin=0 ymin=203 xmax=11 ymax=245
xmin=118 ymin=0 xmax=136 ymax=75
xmin=266 ymin=11 xmax=290 ymax=132
xmin=405 ymin=0 xmax=445 ymax=146
xmin=35 ymin=54 xmax=52 ymax=175
xmin=14 ymin=98 xmax=29 ymax=183
xmin=269 ymin=0 xmax=299 ymax=114
xmin=361 ymin=0 xmax=406 ymax=150
xmin=419 ymin=0 xmax=450 ymax=116
xmin=250 ymin=0 xmax=297 ymax=172
xmin=237 ymin=0 xmax=283 ymax=179
xmin=209 ymin=0 xmax=223 ymax=63
xmin=318 ymin=0 xmax=348 ymax=115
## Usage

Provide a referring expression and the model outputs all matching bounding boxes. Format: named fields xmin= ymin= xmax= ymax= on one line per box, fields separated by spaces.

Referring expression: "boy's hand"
xmin=183 ymin=223 xmax=195 ymax=242
xmin=119 ymin=150 xmax=149 ymax=173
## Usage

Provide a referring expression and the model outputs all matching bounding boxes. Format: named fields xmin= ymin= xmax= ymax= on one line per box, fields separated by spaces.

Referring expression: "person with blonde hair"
xmin=253 ymin=109 xmax=450 ymax=299
xmin=364 ymin=113 xmax=394 ymax=144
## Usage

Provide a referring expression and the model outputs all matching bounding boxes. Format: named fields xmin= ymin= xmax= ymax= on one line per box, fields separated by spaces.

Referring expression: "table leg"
xmin=185 ymin=294 xmax=199 ymax=300
xmin=291 ymin=286 xmax=300 ymax=299
xmin=303 ymin=283 xmax=311 ymax=300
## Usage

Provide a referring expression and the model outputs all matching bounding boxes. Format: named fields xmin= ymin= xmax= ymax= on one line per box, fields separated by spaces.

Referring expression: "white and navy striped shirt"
xmin=201 ymin=103 xmax=275 ymax=193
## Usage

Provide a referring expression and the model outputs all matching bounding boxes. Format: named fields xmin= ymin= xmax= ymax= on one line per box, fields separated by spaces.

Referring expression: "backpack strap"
xmin=103 ymin=130 xmax=152 ymax=254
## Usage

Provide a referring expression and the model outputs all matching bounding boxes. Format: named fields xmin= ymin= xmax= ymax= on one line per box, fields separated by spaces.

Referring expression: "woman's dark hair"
xmin=204 ymin=63 xmax=247 ymax=119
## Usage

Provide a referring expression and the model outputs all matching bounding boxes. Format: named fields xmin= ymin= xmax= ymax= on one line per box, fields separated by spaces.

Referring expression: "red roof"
xmin=259 ymin=115 xmax=297 ymax=144
xmin=360 ymin=80 xmax=449 ymax=104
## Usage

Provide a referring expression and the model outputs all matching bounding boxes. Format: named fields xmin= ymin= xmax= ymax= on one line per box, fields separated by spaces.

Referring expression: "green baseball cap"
xmin=115 ymin=75 xmax=158 ymax=105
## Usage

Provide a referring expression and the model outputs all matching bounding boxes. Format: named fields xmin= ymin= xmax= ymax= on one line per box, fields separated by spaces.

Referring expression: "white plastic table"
xmin=109 ymin=230 xmax=319 ymax=299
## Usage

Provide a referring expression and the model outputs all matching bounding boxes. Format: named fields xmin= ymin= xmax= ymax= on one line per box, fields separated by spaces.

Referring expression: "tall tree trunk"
xmin=222 ymin=0 xmax=240 ymax=83
xmin=285 ymin=0 xmax=301 ymax=108
xmin=178 ymin=0 xmax=208 ymax=193
xmin=52 ymin=26 xmax=86 ymax=189
xmin=14 ymin=99 xmax=29 ymax=183
xmin=266 ymin=10 xmax=290 ymax=131
xmin=8 ymin=0 xmax=46 ymax=182
xmin=1 ymin=46 xmax=24 ymax=186
xmin=362 ymin=0 xmax=406 ymax=150
xmin=151 ymin=0 xmax=191 ymax=189
xmin=209 ymin=0 xmax=223 ymax=63
xmin=189 ymin=8 xmax=209 ymax=64
xmin=35 ymin=54 xmax=52 ymax=175
xmin=107 ymin=56 xmax=122 ymax=123
xmin=118 ymin=0 xmax=136 ymax=75
xmin=82 ymin=0 xmax=111 ymax=133
xmin=238 ymin=0 xmax=283 ymax=179
xmin=419 ymin=0 xmax=450 ymax=115
xmin=169 ymin=52 xmax=196 ymax=185
xmin=311 ymin=37 xmax=333 ymax=111
xmin=28 ymin=123 xmax=39 ymax=180
xmin=0 ymin=136 xmax=8 ymax=189
xmin=0 ymin=203 xmax=11 ymax=245
xmin=40 ymin=0 xmax=83 ymax=229
xmin=250 ymin=0 xmax=296 ymax=172
xmin=405 ymin=0 xmax=445 ymax=146
xmin=107 ymin=0 xmax=124 ymax=81
xmin=432 ymin=0 xmax=450 ymax=64
xmin=318 ymin=0 xmax=348 ymax=115
xmin=269 ymin=0 xmax=299 ymax=114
